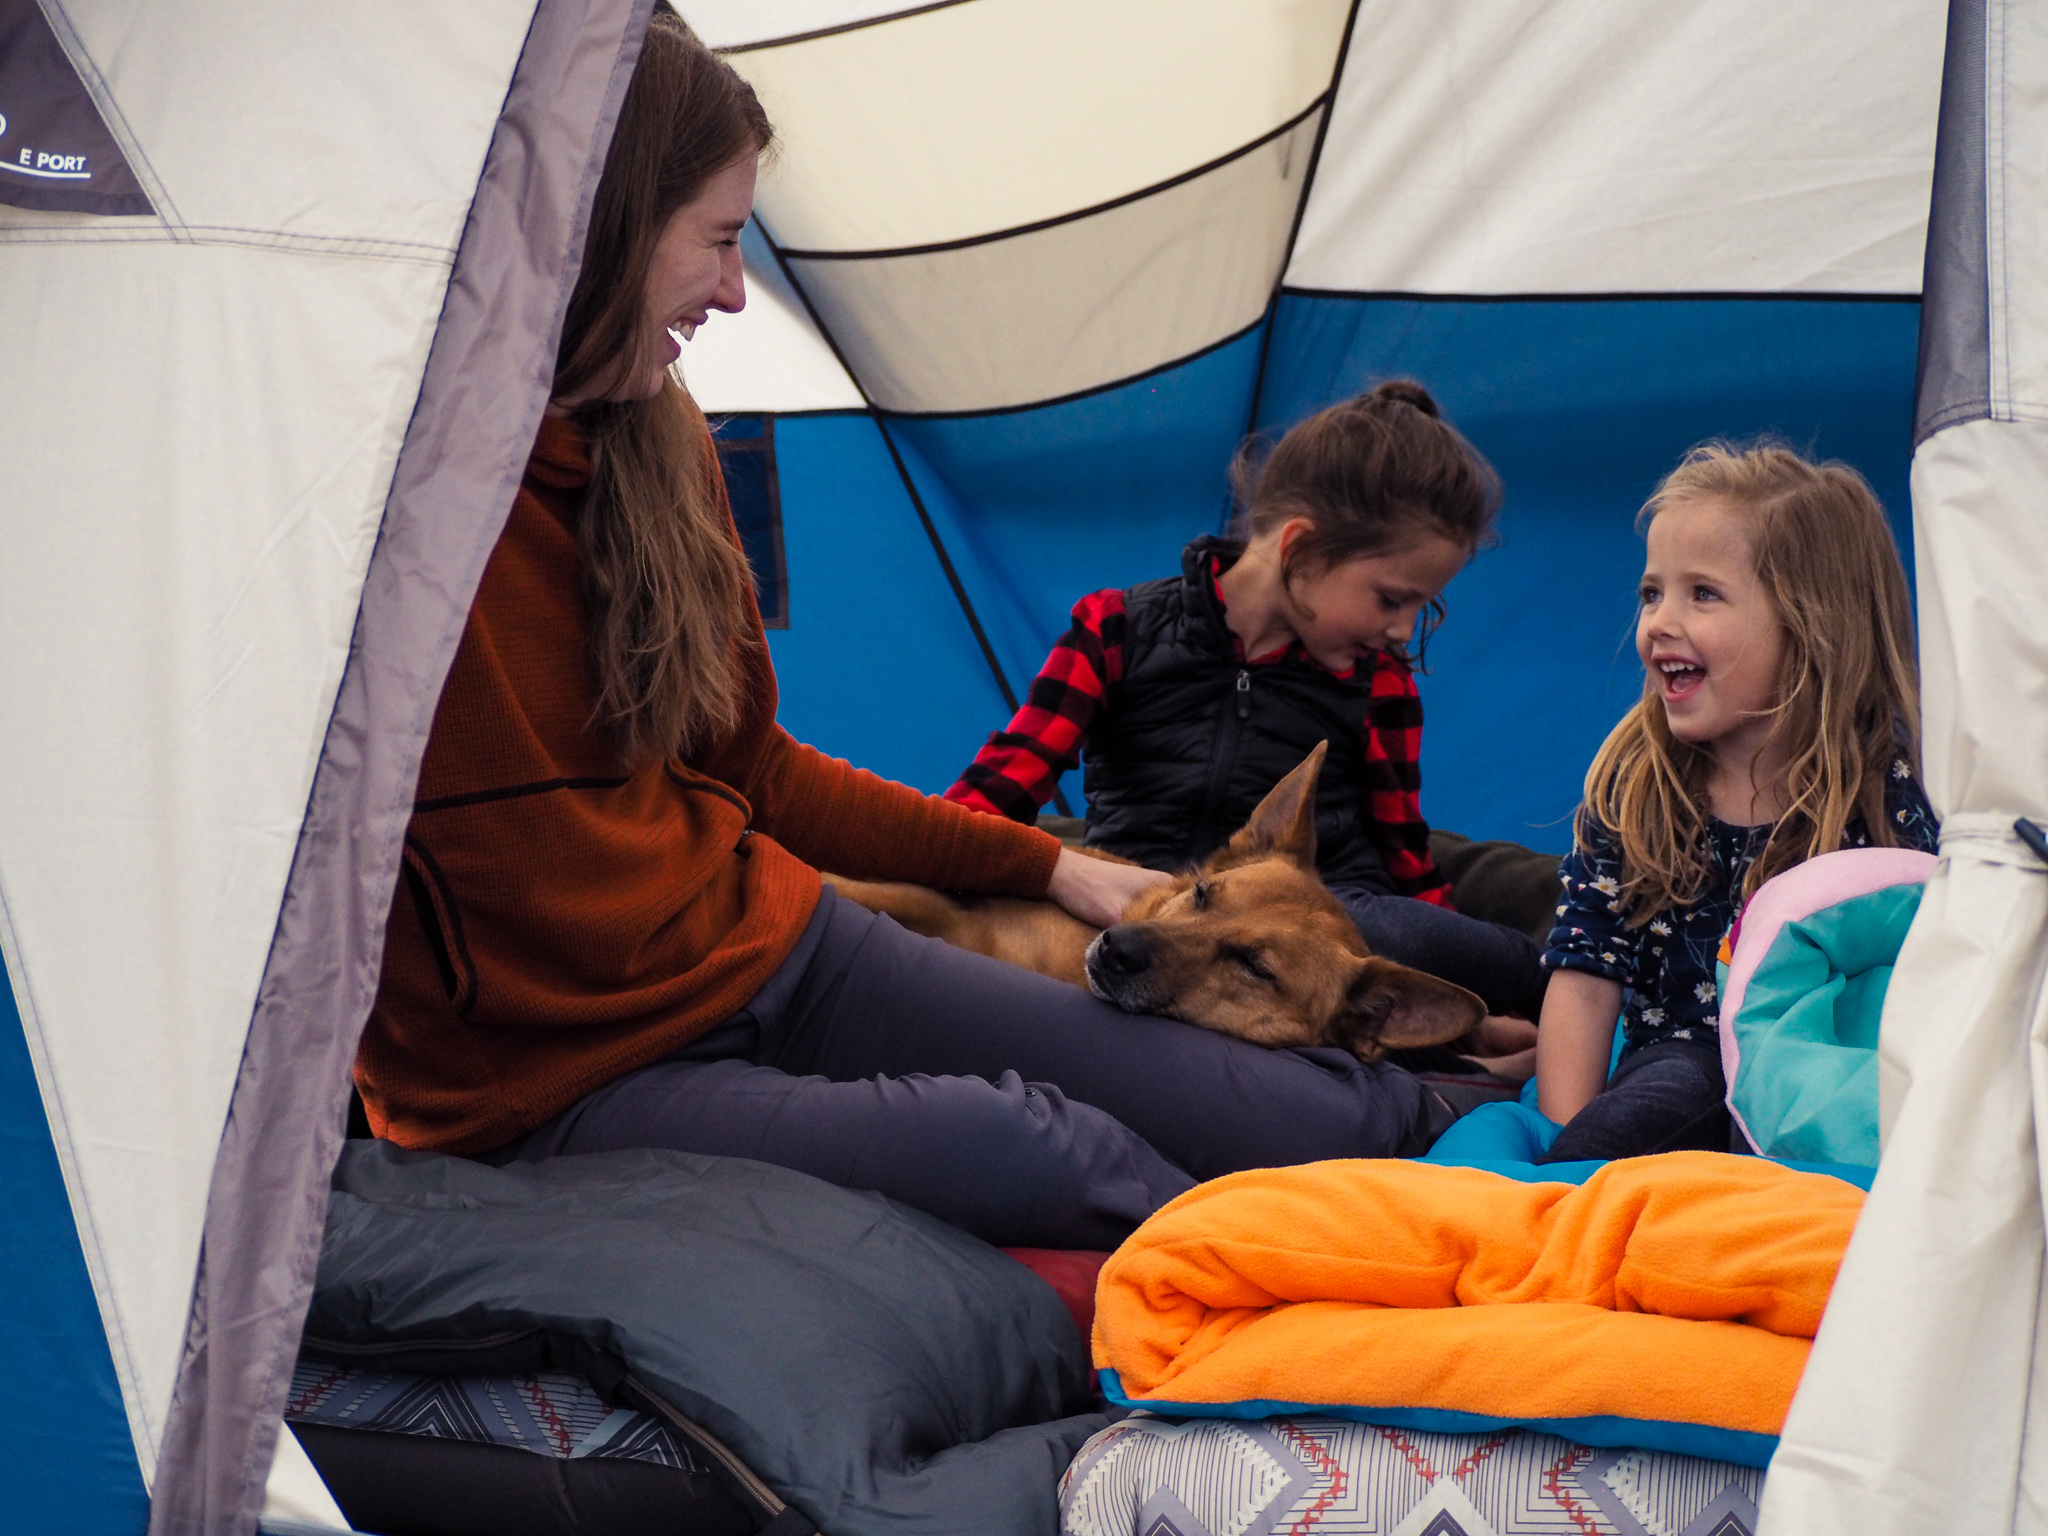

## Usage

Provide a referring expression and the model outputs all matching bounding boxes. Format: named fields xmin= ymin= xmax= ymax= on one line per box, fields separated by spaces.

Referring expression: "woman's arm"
xmin=1534 ymin=968 xmax=1624 ymax=1123
xmin=734 ymin=727 xmax=1060 ymax=894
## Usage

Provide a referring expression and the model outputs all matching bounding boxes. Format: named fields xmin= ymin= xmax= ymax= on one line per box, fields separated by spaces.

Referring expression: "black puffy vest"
xmin=1082 ymin=537 xmax=1393 ymax=891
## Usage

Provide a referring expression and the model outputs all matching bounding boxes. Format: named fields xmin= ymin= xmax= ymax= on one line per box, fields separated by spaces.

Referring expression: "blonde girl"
xmin=1532 ymin=442 xmax=1937 ymax=1162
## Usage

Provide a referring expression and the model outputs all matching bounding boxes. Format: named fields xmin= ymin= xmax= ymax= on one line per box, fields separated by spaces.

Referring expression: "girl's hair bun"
xmin=1366 ymin=378 xmax=1440 ymax=417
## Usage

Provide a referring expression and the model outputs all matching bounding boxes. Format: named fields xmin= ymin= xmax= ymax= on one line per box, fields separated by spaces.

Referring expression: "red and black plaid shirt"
xmin=945 ymin=579 xmax=1453 ymax=906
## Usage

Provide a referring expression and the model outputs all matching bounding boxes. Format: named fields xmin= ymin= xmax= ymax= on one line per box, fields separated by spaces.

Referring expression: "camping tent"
xmin=0 ymin=0 xmax=2035 ymax=1531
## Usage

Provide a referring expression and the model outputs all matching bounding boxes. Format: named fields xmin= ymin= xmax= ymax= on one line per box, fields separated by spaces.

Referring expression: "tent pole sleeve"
xmin=144 ymin=2 xmax=656 ymax=1531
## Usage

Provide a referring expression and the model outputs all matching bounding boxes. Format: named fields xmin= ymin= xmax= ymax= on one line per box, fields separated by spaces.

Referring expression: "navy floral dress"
xmin=1543 ymin=758 xmax=1940 ymax=1059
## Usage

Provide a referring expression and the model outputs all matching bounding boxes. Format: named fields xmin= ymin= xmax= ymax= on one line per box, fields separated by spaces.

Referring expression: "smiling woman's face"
xmin=611 ymin=153 xmax=757 ymax=403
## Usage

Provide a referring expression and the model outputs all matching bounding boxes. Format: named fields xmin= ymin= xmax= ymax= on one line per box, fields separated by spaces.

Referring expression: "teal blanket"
xmin=1724 ymin=883 xmax=1923 ymax=1167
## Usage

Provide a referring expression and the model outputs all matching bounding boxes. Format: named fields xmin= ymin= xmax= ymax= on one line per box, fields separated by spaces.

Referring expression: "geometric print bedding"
xmin=285 ymin=1359 xmax=712 ymax=1472
xmin=1060 ymin=1414 xmax=1761 ymax=1536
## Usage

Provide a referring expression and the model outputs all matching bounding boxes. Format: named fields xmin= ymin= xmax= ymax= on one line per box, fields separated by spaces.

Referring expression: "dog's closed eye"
xmin=1229 ymin=946 xmax=1276 ymax=984
xmin=1190 ymin=879 xmax=1212 ymax=911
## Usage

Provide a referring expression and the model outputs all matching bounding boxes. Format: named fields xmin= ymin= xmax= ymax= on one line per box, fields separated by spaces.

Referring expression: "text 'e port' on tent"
xmin=2 ymin=0 xmax=2046 ymax=1531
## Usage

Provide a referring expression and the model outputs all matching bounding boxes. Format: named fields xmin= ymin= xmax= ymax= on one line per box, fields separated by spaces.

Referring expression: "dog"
xmin=825 ymin=744 xmax=1487 ymax=1063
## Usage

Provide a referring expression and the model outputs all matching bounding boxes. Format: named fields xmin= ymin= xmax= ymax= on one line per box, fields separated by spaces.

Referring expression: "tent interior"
xmin=5 ymin=0 xmax=2045 ymax=1532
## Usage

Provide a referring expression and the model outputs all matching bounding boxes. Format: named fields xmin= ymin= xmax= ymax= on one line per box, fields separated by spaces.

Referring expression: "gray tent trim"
xmin=145 ymin=0 xmax=651 ymax=1529
xmin=1914 ymin=0 xmax=1990 ymax=445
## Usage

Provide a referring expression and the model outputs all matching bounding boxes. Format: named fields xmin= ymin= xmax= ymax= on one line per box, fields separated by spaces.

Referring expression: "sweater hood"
xmin=529 ymin=412 xmax=592 ymax=492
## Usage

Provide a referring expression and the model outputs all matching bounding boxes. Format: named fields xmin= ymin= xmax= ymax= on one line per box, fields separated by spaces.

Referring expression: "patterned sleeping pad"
xmin=1060 ymin=1415 xmax=1761 ymax=1536
xmin=286 ymin=1360 xmax=704 ymax=1468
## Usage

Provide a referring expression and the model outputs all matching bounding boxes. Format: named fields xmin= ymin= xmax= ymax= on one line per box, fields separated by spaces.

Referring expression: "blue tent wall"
xmin=766 ymin=328 xmax=1265 ymax=813
xmin=763 ymin=414 xmax=1003 ymax=793
xmin=1 ymin=959 xmax=150 ymax=1533
xmin=765 ymin=296 xmax=1921 ymax=853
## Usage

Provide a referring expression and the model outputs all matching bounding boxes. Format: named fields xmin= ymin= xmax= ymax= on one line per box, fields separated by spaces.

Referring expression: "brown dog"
xmin=825 ymin=744 xmax=1485 ymax=1062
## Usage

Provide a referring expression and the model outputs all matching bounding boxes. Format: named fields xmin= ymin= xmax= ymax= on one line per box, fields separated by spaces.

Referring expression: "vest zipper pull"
xmin=1235 ymin=668 xmax=1251 ymax=720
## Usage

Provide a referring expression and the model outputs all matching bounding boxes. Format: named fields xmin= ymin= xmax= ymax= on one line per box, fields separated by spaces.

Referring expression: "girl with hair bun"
xmin=951 ymin=380 xmax=1549 ymax=1035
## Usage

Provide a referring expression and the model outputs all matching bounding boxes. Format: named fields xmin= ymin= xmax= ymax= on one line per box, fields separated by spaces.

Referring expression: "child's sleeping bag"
xmin=1092 ymin=1153 xmax=1861 ymax=1467
xmin=1718 ymin=847 xmax=1936 ymax=1166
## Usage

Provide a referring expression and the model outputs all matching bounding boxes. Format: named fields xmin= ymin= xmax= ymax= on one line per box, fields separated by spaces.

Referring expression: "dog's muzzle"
xmin=1085 ymin=924 xmax=1158 ymax=1010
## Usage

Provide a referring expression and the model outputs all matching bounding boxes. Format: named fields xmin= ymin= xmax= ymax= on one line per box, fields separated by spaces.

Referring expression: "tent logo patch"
xmin=8 ymin=144 xmax=91 ymax=179
xmin=0 ymin=0 xmax=152 ymax=215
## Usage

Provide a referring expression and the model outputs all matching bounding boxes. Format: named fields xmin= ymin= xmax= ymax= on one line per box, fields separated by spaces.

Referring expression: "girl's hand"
xmin=1047 ymin=847 xmax=1173 ymax=929
xmin=1534 ymin=969 xmax=1625 ymax=1124
xmin=1456 ymin=1015 xmax=1540 ymax=1082
xmin=1458 ymin=1014 xmax=1539 ymax=1056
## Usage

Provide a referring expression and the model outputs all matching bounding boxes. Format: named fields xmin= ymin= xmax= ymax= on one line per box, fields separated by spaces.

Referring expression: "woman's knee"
xmin=946 ymin=1072 xmax=1193 ymax=1246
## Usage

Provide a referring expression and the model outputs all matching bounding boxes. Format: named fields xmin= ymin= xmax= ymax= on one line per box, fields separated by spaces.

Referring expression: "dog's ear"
xmin=1335 ymin=956 xmax=1485 ymax=1061
xmin=1223 ymin=741 xmax=1328 ymax=868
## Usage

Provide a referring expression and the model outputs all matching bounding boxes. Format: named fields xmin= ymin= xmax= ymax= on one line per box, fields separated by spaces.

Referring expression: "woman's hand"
xmin=1046 ymin=847 xmax=1173 ymax=929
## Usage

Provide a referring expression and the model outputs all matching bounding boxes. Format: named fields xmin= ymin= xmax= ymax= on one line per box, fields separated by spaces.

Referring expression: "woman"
xmin=356 ymin=17 xmax=1469 ymax=1250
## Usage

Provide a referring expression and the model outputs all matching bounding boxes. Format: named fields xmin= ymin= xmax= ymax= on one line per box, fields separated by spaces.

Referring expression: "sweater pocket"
xmin=400 ymin=836 xmax=478 ymax=1016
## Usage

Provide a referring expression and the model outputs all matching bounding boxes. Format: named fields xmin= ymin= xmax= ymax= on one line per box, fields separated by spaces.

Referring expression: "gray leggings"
xmin=486 ymin=888 xmax=1453 ymax=1248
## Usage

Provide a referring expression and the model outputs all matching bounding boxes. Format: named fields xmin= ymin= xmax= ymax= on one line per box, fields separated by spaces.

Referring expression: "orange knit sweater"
xmin=358 ymin=412 xmax=1061 ymax=1154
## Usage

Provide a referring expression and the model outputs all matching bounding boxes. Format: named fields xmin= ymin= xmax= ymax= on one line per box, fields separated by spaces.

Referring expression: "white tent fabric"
xmin=1761 ymin=1 xmax=2048 ymax=1527
xmin=780 ymin=109 xmax=1322 ymax=412
xmin=715 ymin=0 xmax=1353 ymax=413
xmin=0 ymin=0 xmax=537 ymax=1484
xmin=3 ymin=1 xmax=652 ymax=1530
xmin=260 ymin=1421 xmax=352 ymax=1535
xmin=682 ymin=0 xmax=917 ymax=52
xmin=1289 ymin=0 xmax=1943 ymax=295
xmin=734 ymin=0 xmax=1349 ymax=253
xmin=687 ymin=0 xmax=1945 ymax=419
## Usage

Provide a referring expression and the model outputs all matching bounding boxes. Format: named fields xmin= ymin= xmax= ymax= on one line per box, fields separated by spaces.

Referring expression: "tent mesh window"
xmin=711 ymin=414 xmax=787 ymax=629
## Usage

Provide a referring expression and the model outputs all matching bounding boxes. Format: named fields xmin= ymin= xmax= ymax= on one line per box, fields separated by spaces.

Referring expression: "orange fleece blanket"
xmin=1093 ymin=1152 xmax=1861 ymax=1436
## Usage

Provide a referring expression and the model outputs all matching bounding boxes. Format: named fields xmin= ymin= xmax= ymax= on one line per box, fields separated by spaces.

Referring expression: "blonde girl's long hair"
xmin=1584 ymin=442 xmax=1921 ymax=925
xmin=553 ymin=16 xmax=772 ymax=767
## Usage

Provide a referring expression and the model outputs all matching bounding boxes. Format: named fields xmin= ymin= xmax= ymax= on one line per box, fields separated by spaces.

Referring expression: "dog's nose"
xmin=1092 ymin=925 xmax=1151 ymax=979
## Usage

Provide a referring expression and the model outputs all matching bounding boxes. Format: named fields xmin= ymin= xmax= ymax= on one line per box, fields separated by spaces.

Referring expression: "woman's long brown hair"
xmin=555 ymin=15 xmax=773 ymax=767
xmin=1585 ymin=442 xmax=1922 ymax=924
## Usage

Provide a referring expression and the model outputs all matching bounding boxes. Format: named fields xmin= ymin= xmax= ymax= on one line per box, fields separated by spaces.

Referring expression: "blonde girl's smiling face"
xmin=1637 ymin=496 xmax=1787 ymax=763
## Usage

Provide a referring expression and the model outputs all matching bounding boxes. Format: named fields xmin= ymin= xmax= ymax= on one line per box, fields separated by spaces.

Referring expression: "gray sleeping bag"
xmin=306 ymin=1141 xmax=1110 ymax=1535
